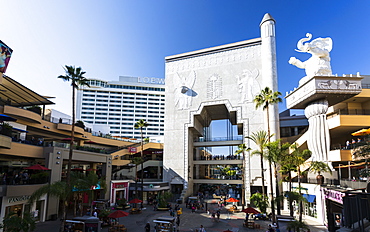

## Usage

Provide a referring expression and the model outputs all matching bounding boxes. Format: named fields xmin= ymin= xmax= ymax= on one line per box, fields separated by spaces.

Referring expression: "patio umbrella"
xmin=129 ymin=198 xmax=143 ymax=204
xmin=84 ymin=140 xmax=96 ymax=144
xmin=241 ymin=207 xmax=260 ymax=214
xmin=108 ymin=210 xmax=129 ymax=218
xmin=223 ymin=230 xmax=233 ymax=232
xmin=0 ymin=114 xmax=17 ymax=122
xmin=24 ymin=164 xmax=50 ymax=170
xmin=225 ymin=197 xmax=239 ymax=202
xmin=351 ymin=128 xmax=370 ymax=136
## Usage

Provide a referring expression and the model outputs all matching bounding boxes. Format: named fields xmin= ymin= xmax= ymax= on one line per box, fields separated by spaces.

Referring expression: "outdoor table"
xmin=247 ymin=221 xmax=255 ymax=229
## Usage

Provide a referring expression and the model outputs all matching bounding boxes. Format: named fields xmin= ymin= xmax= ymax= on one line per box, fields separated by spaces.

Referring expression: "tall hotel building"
xmin=76 ymin=76 xmax=165 ymax=139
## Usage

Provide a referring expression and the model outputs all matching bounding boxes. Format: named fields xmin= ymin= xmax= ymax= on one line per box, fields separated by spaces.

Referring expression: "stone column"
xmin=260 ymin=13 xmax=280 ymax=142
xmin=304 ymin=99 xmax=330 ymax=161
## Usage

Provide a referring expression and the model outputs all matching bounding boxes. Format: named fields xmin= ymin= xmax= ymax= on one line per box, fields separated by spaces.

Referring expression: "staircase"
xmin=113 ymin=160 xmax=163 ymax=178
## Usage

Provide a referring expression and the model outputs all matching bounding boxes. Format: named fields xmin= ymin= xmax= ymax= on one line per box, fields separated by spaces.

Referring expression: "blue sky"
xmin=2 ymin=1 xmax=370 ymax=115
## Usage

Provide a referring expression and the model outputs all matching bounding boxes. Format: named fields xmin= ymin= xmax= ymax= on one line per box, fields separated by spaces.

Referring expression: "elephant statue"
xmin=289 ymin=33 xmax=333 ymax=85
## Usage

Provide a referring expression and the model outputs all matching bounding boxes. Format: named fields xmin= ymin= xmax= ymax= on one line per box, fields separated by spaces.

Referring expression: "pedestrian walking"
xmin=216 ymin=210 xmax=220 ymax=221
xmin=211 ymin=211 xmax=215 ymax=221
xmin=199 ymin=225 xmax=206 ymax=232
xmin=191 ymin=205 xmax=196 ymax=213
xmin=145 ymin=222 xmax=150 ymax=232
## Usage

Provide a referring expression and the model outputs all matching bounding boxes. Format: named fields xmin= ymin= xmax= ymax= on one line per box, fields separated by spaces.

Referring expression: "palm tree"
xmin=134 ymin=119 xmax=148 ymax=204
xmin=290 ymin=143 xmax=312 ymax=222
xmin=246 ymin=130 xmax=270 ymax=196
xmin=253 ymin=87 xmax=282 ymax=140
xmin=75 ymin=172 xmax=106 ymax=216
xmin=235 ymin=144 xmax=250 ymax=210
xmin=279 ymin=153 xmax=297 ymax=216
xmin=265 ymin=140 xmax=290 ymax=216
xmin=254 ymin=86 xmax=282 ymax=220
xmin=28 ymin=181 xmax=71 ymax=232
xmin=58 ymin=65 xmax=90 ymax=190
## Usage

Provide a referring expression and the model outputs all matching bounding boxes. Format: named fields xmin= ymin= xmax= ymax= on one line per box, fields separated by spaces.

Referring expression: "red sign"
xmin=112 ymin=182 xmax=128 ymax=189
xmin=128 ymin=147 xmax=137 ymax=153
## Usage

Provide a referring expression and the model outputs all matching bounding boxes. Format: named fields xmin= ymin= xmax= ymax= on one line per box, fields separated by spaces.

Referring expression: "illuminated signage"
xmin=323 ymin=188 xmax=346 ymax=204
xmin=8 ymin=195 xmax=30 ymax=203
xmin=138 ymin=77 xmax=165 ymax=85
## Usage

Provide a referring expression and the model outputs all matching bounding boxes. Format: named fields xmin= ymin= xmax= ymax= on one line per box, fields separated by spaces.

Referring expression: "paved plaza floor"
xmin=34 ymin=203 xmax=328 ymax=232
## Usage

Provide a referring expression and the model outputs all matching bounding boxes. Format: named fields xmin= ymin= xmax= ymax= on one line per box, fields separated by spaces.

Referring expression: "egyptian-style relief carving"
xmin=236 ymin=68 xmax=260 ymax=103
xmin=166 ymin=45 xmax=261 ymax=74
xmin=174 ymin=71 xmax=197 ymax=110
xmin=207 ymin=74 xmax=222 ymax=100
xmin=317 ymin=80 xmax=360 ymax=90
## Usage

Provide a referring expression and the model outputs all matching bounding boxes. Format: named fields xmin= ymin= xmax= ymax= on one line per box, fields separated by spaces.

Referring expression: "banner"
xmin=0 ymin=40 xmax=13 ymax=73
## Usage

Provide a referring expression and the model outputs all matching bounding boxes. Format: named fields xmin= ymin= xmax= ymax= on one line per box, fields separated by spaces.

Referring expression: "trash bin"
xmin=50 ymin=214 xmax=57 ymax=221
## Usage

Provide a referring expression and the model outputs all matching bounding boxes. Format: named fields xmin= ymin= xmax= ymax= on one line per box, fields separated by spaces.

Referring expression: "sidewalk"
xmin=34 ymin=204 xmax=329 ymax=232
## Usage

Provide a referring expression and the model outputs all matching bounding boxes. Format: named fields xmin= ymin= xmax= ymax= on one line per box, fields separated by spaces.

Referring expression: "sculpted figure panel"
xmin=289 ymin=33 xmax=333 ymax=85
xmin=174 ymin=71 xmax=197 ymax=110
xmin=236 ymin=68 xmax=260 ymax=103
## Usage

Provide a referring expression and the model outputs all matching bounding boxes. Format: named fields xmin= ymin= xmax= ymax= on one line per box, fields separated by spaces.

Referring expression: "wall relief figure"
xmin=289 ymin=33 xmax=333 ymax=85
xmin=207 ymin=74 xmax=222 ymax=100
xmin=236 ymin=68 xmax=260 ymax=103
xmin=174 ymin=70 xmax=197 ymax=110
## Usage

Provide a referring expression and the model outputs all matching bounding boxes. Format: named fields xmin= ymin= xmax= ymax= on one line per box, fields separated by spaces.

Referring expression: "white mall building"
xmin=164 ymin=13 xmax=279 ymax=204
xmin=76 ymin=76 xmax=165 ymax=139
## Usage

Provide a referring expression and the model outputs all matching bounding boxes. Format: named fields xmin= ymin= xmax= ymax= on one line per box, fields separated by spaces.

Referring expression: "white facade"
xmin=76 ymin=76 xmax=165 ymax=139
xmin=163 ymin=13 xmax=280 ymax=200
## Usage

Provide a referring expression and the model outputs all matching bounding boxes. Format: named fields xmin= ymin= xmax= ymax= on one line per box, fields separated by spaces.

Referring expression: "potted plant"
xmin=309 ymin=161 xmax=332 ymax=185
xmin=116 ymin=198 xmax=129 ymax=209
xmin=26 ymin=105 xmax=42 ymax=115
xmin=75 ymin=120 xmax=85 ymax=129
xmin=157 ymin=192 xmax=173 ymax=210
xmin=0 ymin=122 xmax=12 ymax=137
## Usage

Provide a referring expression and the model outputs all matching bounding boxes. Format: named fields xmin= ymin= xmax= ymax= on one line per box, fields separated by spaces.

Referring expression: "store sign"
xmin=138 ymin=77 xmax=165 ymax=85
xmin=8 ymin=195 xmax=30 ymax=203
xmin=128 ymin=147 xmax=137 ymax=153
xmin=113 ymin=182 xmax=128 ymax=189
xmin=323 ymin=188 xmax=345 ymax=204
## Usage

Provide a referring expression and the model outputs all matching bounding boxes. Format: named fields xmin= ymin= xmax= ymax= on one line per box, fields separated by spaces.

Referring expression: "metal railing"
xmin=194 ymin=136 xmax=243 ymax=142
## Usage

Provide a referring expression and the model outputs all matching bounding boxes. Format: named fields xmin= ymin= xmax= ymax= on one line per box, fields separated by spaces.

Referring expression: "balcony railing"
xmin=194 ymin=136 xmax=243 ymax=142
xmin=327 ymin=108 xmax=370 ymax=119
xmin=195 ymin=155 xmax=244 ymax=161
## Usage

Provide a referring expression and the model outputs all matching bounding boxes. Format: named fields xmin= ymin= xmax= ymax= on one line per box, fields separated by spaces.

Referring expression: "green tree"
xmin=134 ymin=119 xmax=148 ymax=203
xmin=290 ymin=143 xmax=311 ymax=222
xmin=254 ymin=86 xmax=282 ymax=221
xmin=57 ymin=65 xmax=90 ymax=193
xmin=287 ymin=220 xmax=309 ymax=232
xmin=0 ymin=212 xmax=36 ymax=232
xmin=353 ymin=145 xmax=370 ymax=178
xmin=265 ymin=140 xmax=290 ymax=216
xmin=28 ymin=181 xmax=70 ymax=232
xmin=235 ymin=144 xmax=250 ymax=209
xmin=246 ymin=130 xmax=270 ymax=196
xmin=74 ymin=172 xmax=106 ymax=216
xmin=250 ymin=192 xmax=269 ymax=214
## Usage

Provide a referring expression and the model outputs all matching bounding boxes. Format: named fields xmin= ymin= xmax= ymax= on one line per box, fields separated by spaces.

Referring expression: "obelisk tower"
xmin=260 ymin=13 xmax=280 ymax=141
